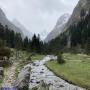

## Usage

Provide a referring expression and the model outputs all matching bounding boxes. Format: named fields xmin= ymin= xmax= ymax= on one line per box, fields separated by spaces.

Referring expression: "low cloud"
xmin=0 ymin=0 xmax=79 ymax=38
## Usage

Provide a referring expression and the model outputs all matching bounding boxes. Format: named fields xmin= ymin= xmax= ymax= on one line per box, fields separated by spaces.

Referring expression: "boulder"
xmin=14 ymin=66 xmax=31 ymax=90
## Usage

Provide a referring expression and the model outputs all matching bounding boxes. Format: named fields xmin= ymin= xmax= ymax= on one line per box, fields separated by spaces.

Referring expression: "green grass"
xmin=31 ymin=54 xmax=45 ymax=61
xmin=46 ymin=53 xmax=90 ymax=89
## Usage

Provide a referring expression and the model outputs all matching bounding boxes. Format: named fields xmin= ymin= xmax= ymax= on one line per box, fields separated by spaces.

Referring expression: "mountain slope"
xmin=65 ymin=0 xmax=90 ymax=48
xmin=66 ymin=0 xmax=90 ymax=29
xmin=12 ymin=19 xmax=33 ymax=39
xmin=0 ymin=8 xmax=24 ymax=38
xmin=45 ymin=13 xmax=70 ymax=42
xmin=46 ymin=0 xmax=90 ymax=53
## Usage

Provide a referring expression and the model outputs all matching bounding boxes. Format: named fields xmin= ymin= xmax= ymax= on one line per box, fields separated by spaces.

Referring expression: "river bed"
xmin=27 ymin=55 xmax=85 ymax=90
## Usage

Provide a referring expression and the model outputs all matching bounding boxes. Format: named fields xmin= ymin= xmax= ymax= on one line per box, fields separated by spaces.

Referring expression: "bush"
xmin=27 ymin=55 xmax=31 ymax=61
xmin=0 ymin=47 xmax=11 ymax=59
xmin=57 ymin=53 xmax=65 ymax=64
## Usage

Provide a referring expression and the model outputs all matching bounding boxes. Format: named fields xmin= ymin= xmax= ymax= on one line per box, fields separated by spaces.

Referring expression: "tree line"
xmin=0 ymin=8 xmax=90 ymax=54
xmin=69 ymin=9 xmax=90 ymax=53
xmin=0 ymin=24 xmax=44 ymax=54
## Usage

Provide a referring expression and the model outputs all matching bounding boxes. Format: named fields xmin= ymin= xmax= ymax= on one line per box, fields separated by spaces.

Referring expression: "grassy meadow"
xmin=46 ymin=53 xmax=90 ymax=89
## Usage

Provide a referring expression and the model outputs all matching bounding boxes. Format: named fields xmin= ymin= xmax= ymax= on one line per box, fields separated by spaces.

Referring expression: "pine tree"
xmin=23 ymin=37 xmax=29 ymax=50
xmin=31 ymin=34 xmax=37 ymax=52
xmin=15 ymin=33 xmax=22 ymax=50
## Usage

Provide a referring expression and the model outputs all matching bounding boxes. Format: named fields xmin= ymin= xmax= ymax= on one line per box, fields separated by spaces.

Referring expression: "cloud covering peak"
xmin=0 ymin=0 xmax=79 ymax=38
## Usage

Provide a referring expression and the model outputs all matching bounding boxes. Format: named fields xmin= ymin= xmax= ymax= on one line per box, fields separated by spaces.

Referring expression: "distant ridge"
xmin=45 ymin=13 xmax=70 ymax=42
xmin=0 ymin=8 xmax=24 ymax=38
xmin=12 ymin=19 xmax=33 ymax=39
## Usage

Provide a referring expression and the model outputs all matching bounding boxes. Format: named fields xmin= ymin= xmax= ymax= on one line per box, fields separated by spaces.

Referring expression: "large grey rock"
xmin=14 ymin=66 xmax=31 ymax=90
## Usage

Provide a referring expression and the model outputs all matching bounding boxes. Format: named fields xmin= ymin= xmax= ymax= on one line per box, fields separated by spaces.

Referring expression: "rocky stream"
xmin=28 ymin=56 xmax=85 ymax=90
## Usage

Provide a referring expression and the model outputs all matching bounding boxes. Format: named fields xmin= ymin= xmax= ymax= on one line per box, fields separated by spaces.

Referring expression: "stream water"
xmin=27 ymin=55 xmax=85 ymax=90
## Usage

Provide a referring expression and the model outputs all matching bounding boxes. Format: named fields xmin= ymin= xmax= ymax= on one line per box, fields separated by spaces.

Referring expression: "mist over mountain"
xmin=12 ymin=19 xmax=33 ymax=39
xmin=0 ymin=8 xmax=24 ymax=38
xmin=45 ymin=13 xmax=70 ymax=42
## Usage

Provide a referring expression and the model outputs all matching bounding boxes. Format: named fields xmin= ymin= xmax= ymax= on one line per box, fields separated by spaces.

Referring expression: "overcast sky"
xmin=0 ymin=0 xmax=79 ymax=39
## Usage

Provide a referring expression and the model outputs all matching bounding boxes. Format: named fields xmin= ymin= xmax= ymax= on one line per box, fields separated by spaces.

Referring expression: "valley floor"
xmin=46 ymin=53 xmax=90 ymax=90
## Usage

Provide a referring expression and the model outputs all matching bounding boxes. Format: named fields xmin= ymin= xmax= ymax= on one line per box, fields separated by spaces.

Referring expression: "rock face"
xmin=12 ymin=19 xmax=33 ymax=39
xmin=66 ymin=0 xmax=90 ymax=29
xmin=14 ymin=66 xmax=31 ymax=90
xmin=0 ymin=8 xmax=24 ymax=38
xmin=45 ymin=13 xmax=70 ymax=42
xmin=65 ymin=0 xmax=90 ymax=48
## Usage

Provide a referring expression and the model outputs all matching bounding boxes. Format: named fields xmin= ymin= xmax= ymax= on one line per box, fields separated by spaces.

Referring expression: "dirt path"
xmin=1 ymin=62 xmax=18 ymax=87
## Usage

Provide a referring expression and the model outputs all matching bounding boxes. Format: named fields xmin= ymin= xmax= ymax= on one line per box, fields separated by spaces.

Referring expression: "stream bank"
xmin=28 ymin=55 xmax=85 ymax=90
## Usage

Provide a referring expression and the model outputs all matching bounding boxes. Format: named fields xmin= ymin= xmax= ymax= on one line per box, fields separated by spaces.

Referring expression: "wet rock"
xmin=59 ymin=84 xmax=64 ymax=87
xmin=42 ymin=69 xmax=44 ymax=70
xmin=36 ymin=81 xmax=40 ymax=84
xmin=14 ymin=66 xmax=31 ymax=90
xmin=32 ymin=75 xmax=36 ymax=77
xmin=31 ymin=80 xmax=49 ymax=90
xmin=40 ymin=71 xmax=44 ymax=74
xmin=30 ymin=79 xmax=35 ymax=83
xmin=48 ymin=83 xmax=53 ymax=86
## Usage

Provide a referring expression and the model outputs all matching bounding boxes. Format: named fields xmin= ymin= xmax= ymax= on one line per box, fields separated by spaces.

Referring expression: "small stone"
xmin=40 ymin=71 xmax=44 ymax=74
xmin=59 ymin=85 xmax=64 ymax=87
xmin=36 ymin=81 xmax=40 ymax=84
